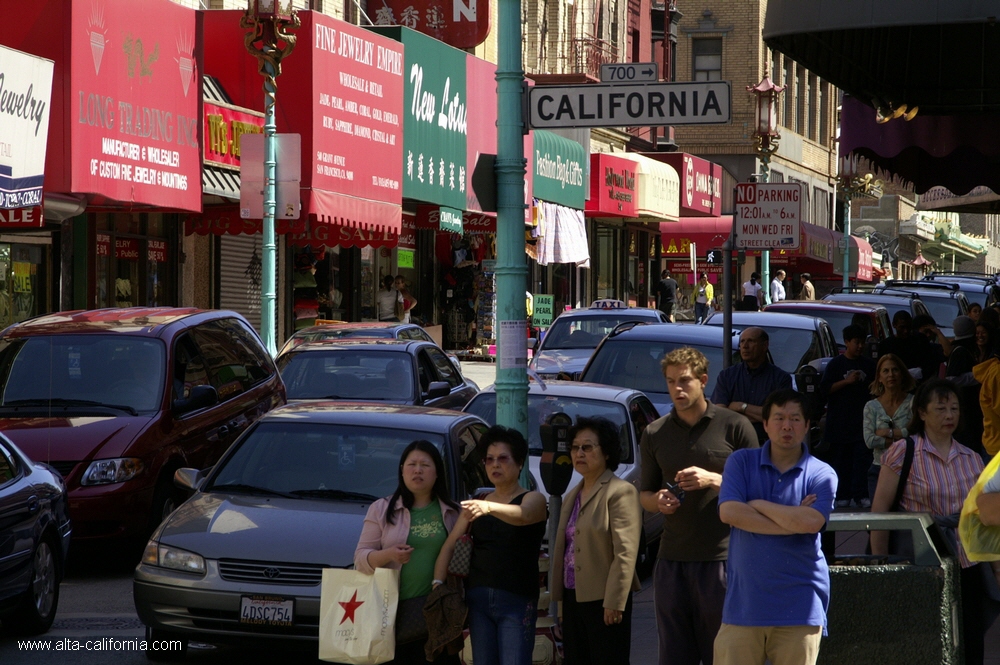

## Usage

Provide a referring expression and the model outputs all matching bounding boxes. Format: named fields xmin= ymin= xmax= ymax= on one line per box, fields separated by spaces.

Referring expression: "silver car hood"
xmin=155 ymin=493 xmax=369 ymax=567
xmin=531 ymin=349 xmax=594 ymax=375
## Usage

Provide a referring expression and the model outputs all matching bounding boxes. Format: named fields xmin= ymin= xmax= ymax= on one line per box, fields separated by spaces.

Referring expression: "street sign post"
xmin=600 ymin=62 xmax=658 ymax=83
xmin=528 ymin=81 xmax=731 ymax=129
xmin=734 ymin=182 xmax=801 ymax=250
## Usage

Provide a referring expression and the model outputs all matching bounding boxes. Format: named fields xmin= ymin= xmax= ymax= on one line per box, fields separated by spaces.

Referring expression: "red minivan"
xmin=0 ymin=308 xmax=285 ymax=542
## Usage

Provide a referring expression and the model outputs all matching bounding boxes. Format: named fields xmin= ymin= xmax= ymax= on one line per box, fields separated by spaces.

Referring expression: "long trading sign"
xmin=528 ymin=81 xmax=731 ymax=129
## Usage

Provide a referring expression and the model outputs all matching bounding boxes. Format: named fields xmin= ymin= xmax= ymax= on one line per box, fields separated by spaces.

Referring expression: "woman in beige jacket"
xmin=552 ymin=416 xmax=642 ymax=665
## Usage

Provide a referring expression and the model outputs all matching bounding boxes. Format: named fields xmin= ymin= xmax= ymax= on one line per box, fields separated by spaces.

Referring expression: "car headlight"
xmin=141 ymin=541 xmax=206 ymax=575
xmin=80 ymin=458 xmax=144 ymax=486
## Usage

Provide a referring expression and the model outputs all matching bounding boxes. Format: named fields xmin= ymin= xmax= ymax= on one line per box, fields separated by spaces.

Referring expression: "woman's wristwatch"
xmin=432 ymin=579 xmax=445 ymax=587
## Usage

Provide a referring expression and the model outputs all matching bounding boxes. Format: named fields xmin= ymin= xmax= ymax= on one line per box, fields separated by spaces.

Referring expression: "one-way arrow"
xmin=642 ymin=68 xmax=654 ymax=77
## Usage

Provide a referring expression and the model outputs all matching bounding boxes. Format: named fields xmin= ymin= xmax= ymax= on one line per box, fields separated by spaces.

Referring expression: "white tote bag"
xmin=319 ymin=567 xmax=399 ymax=664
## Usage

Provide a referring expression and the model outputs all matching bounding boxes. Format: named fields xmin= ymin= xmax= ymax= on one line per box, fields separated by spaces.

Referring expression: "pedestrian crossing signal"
xmin=705 ymin=250 xmax=723 ymax=264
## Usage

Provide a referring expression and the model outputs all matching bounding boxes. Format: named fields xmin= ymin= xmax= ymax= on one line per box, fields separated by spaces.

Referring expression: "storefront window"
xmin=92 ymin=213 xmax=176 ymax=308
xmin=594 ymin=225 xmax=619 ymax=300
xmin=360 ymin=246 xmax=375 ymax=320
xmin=0 ymin=243 xmax=46 ymax=328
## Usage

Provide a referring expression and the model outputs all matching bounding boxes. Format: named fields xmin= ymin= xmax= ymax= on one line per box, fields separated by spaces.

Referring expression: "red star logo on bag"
xmin=339 ymin=590 xmax=364 ymax=624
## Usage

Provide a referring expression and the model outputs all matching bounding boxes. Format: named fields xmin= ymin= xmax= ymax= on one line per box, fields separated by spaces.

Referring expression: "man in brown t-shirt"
xmin=639 ymin=347 xmax=758 ymax=665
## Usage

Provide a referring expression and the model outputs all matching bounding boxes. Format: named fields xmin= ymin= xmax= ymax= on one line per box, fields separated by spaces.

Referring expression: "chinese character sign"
xmin=373 ymin=0 xmax=490 ymax=49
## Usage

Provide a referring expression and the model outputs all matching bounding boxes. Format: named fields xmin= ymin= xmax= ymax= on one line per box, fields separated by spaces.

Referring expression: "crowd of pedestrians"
xmin=348 ymin=302 xmax=1000 ymax=665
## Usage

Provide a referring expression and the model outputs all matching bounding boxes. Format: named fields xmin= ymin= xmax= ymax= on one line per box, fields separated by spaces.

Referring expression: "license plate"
xmin=239 ymin=595 xmax=294 ymax=627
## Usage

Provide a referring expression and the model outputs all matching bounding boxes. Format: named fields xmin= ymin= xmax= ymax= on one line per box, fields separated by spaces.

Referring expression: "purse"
xmin=395 ymin=595 xmax=429 ymax=645
xmin=447 ymin=534 xmax=474 ymax=577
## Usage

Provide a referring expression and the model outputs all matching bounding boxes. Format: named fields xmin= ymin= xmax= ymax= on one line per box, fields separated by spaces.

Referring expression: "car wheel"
xmin=148 ymin=470 xmax=183 ymax=533
xmin=4 ymin=536 xmax=60 ymax=635
xmin=144 ymin=625 xmax=188 ymax=661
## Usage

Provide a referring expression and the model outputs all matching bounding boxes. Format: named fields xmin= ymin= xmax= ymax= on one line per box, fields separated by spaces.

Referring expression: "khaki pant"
xmin=713 ymin=623 xmax=822 ymax=665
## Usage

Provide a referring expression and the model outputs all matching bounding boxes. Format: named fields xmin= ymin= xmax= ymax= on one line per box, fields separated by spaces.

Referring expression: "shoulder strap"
xmin=890 ymin=436 xmax=915 ymax=512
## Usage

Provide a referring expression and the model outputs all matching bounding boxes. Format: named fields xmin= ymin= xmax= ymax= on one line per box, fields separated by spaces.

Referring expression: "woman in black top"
xmin=435 ymin=426 xmax=547 ymax=665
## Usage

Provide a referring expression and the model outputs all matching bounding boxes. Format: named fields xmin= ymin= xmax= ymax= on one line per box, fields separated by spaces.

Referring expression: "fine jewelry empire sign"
xmin=528 ymin=81 xmax=730 ymax=129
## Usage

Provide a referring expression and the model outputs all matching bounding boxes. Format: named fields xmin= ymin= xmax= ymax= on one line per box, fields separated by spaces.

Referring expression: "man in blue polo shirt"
xmin=714 ymin=389 xmax=837 ymax=665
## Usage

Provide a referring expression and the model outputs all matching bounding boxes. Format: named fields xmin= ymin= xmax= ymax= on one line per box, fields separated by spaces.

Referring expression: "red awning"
xmin=304 ymin=189 xmax=402 ymax=236
xmin=660 ymin=216 xmax=733 ymax=255
xmin=184 ymin=206 xmax=304 ymax=236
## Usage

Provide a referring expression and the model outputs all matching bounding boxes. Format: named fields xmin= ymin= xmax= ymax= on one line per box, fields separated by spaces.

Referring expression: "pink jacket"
xmin=354 ymin=496 xmax=460 ymax=574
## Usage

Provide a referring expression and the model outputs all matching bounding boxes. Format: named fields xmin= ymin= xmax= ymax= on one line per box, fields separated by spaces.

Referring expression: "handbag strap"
xmin=890 ymin=436 xmax=915 ymax=512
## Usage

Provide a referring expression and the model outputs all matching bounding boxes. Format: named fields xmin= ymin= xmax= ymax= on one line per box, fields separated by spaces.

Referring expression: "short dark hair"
xmin=762 ymin=389 xmax=807 ymax=423
xmin=661 ymin=269 xmax=670 ymax=278
xmin=911 ymin=314 xmax=936 ymax=330
xmin=842 ymin=324 xmax=866 ymax=343
xmin=568 ymin=416 xmax=622 ymax=471
xmin=479 ymin=425 xmax=529 ymax=468
xmin=908 ymin=379 xmax=960 ymax=436
xmin=801 ymin=272 xmax=811 ymax=279
xmin=892 ymin=310 xmax=912 ymax=326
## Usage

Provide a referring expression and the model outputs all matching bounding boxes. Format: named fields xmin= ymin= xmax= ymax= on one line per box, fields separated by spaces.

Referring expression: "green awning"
xmin=532 ymin=130 xmax=586 ymax=209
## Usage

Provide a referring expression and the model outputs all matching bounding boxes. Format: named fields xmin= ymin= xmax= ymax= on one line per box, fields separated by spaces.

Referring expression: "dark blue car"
xmin=0 ymin=434 xmax=71 ymax=635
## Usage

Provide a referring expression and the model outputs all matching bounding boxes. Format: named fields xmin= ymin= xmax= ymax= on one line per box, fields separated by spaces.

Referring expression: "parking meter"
xmin=539 ymin=412 xmax=574 ymax=496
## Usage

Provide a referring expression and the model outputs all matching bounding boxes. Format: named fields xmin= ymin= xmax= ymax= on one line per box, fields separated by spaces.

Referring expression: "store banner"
xmin=465 ymin=55 xmax=497 ymax=213
xmin=532 ymin=130 xmax=586 ymax=210
xmin=372 ymin=0 xmax=490 ymax=49
xmin=184 ymin=205 xmax=304 ymax=236
xmin=439 ymin=206 xmax=463 ymax=233
xmin=203 ymin=101 xmax=264 ymax=169
xmin=0 ymin=44 xmax=54 ymax=210
xmin=399 ymin=215 xmax=417 ymax=250
xmin=415 ymin=205 xmax=496 ymax=232
xmin=586 ymin=153 xmax=638 ymax=218
xmin=147 ymin=239 xmax=168 ymax=263
xmin=71 ymin=0 xmax=201 ymax=211
xmin=0 ymin=206 xmax=44 ymax=229
xmin=369 ymin=27 xmax=467 ymax=210
xmin=658 ymin=153 xmax=723 ymax=217
xmin=287 ymin=218 xmax=399 ymax=249
xmin=115 ymin=238 xmax=139 ymax=261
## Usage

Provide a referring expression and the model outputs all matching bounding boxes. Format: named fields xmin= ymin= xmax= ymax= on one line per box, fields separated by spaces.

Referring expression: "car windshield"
xmin=791 ymin=310 xmax=874 ymax=341
xmin=208 ymin=421 xmax=445 ymax=497
xmin=465 ymin=393 xmax=630 ymax=455
xmin=542 ymin=314 xmax=653 ymax=350
xmin=914 ymin=296 xmax=962 ymax=327
xmin=0 ymin=335 xmax=165 ymax=413
xmin=583 ymin=340 xmax=727 ymax=398
xmin=757 ymin=328 xmax=821 ymax=373
xmin=278 ymin=350 xmax=415 ymax=401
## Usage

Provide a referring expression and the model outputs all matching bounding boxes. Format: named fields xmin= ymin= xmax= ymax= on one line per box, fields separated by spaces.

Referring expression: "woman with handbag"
xmin=862 ymin=353 xmax=915 ymax=503
xmin=551 ymin=417 xmax=642 ymax=665
xmin=355 ymin=441 xmax=461 ymax=665
xmin=870 ymin=379 xmax=986 ymax=665
xmin=434 ymin=426 xmax=547 ymax=665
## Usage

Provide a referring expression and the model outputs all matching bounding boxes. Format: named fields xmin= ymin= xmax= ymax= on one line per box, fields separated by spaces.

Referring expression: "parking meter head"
xmin=539 ymin=412 xmax=574 ymax=496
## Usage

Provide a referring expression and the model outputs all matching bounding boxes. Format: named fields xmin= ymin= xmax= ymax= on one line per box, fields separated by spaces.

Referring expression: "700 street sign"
xmin=734 ymin=183 xmax=801 ymax=250
xmin=528 ymin=81 xmax=731 ymax=129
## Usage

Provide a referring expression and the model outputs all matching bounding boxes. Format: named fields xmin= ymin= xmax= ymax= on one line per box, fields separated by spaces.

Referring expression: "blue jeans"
xmin=695 ymin=302 xmax=710 ymax=324
xmin=466 ymin=585 xmax=537 ymax=665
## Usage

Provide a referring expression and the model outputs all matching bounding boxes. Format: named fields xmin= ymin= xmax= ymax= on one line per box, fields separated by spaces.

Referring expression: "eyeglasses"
xmin=570 ymin=443 xmax=597 ymax=455
xmin=483 ymin=454 xmax=513 ymax=465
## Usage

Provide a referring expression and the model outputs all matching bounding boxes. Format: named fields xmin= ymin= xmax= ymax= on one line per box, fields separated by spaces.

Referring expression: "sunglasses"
xmin=483 ymin=454 xmax=513 ymax=465
xmin=570 ymin=443 xmax=597 ymax=455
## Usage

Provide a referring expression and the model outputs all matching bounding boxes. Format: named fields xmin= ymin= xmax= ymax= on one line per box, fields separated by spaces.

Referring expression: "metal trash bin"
xmin=819 ymin=513 xmax=962 ymax=665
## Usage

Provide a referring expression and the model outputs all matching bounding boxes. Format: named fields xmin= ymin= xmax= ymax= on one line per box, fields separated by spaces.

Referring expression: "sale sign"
xmin=0 ymin=45 xmax=54 ymax=210
xmin=70 ymin=0 xmax=201 ymax=211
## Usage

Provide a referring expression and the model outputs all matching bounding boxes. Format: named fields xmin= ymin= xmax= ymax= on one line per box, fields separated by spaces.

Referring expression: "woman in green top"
xmin=354 ymin=440 xmax=461 ymax=664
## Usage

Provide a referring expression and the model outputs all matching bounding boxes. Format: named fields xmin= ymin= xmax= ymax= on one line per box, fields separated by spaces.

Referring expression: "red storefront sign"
xmin=96 ymin=233 xmax=111 ymax=257
xmin=415 ymin=205 xmax=497 ymax=233
xmin=586 ymin=154 xmax=639 ymax=218
xmin=115 ymin=238 xmax=139 ymax=261
xmin=70 ymin=0 xmax=201 ymax=211
xmin=465 ymin=55 xmax=498 ymax=213
xmin=0 ymin=207 xmax=44 ymax=228
xmin=658 ymin=153 xmax=723 ymax=217
xmin=147 ymin=239 xmax=167 ymax=263
xmin=287 ymin=219 xmax=399 ymax=249
xmin=373 ymin=0 xmax=491 ymax=49
xmin=667 ymin=260 xmax=723 ymax=275
xmin=202 ymin=11 xmax=404 ymax=236
xmin=183 ymin=206 xmax=304 ymax=236
xmin=399 ymin=216 xmax=417 ymax=251
xmin=203 ymin=102 xmax=264 ymax=169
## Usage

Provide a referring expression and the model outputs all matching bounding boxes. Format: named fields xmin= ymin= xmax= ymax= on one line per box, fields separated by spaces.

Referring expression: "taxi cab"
xmin=528 ymin=300 xmax=668 ymax=380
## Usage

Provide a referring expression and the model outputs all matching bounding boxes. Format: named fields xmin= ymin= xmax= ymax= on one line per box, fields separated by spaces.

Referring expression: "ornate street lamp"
xmin=747 ymin=74 xmax=784 ymax=303
xmin=836 ymin=154 xmax=883 ymax=288
xmin=242 ymin=1 xmax=299 ymax=356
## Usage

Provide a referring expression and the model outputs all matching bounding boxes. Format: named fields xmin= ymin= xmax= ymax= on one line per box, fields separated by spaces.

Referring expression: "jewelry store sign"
xmin=0 ymin=45 xmax=54 ymax=210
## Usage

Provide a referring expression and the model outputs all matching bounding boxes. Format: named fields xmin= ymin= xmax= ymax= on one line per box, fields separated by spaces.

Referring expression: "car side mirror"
xmin=172 ymin=384 xmax=219 ymax=415
xmin=425 ymin=381 xmax=450 ymax=400
xmin=173 ymin=467 xmax=204 ymax=491
xmin=527 ymin=337 xmax=538 ymax=350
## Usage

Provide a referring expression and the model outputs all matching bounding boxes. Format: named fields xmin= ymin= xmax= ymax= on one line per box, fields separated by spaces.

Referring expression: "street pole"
xmin=842 ymin=194 xmax=852 ymax=290
xmin=495 ymin=0 xmax=530 ymax=485
xmin=723 ymin=209 xmax=735 ymax=369
xmin=760 ymin=156 xmax=770 ymax=304
xmin=242 ymin=5 xmax=298 ymax=357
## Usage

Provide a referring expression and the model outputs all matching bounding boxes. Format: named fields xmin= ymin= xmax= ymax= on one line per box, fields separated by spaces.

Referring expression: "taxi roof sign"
xmin=590 ymin=299 xmax=627 ymax=310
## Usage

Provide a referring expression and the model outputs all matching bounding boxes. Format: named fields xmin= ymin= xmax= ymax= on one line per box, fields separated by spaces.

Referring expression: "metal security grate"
xmin=218 ymin=559 xmax=325 ymax=586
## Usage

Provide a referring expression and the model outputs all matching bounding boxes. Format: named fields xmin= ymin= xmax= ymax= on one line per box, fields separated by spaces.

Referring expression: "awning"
xmin=532 ymin=130 xmax=586 ymax=210
xmin=763 ymin=1 xmax=1000 ymax=114
xmin=628 ymin=153 xmax=680 ymax=222
xmin=286 ymin=218 xmax=399 ymax=250
xmin=183 ymin=205 xmax=304 ymax=236
xmin=841 ymin=95 xmax=1000 ymax=196
xmin=203 ymin=165 xmax=241 ymax=200
xmin=586 ymin=153 xmax=639 ymax=217
xmin=303 ymin=189 xmax=402 ymax=236
xmin=919 ymin=186 xmax=1000 ymax=214
xmin=655 ymin=153 xmax=724 ymax=216
xmin=415 ymin=205 xmax=497 ymax=233
xmin=660 ymin=216 xmax=732 ymax=255
xmin=834 ymin=235 xmax=874 ymax=282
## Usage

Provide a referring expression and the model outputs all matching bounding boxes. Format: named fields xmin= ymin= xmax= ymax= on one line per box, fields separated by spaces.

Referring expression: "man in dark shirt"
xmin=640 ymin=347 xmax=758 ymax=665
xmin=877 ymin=310 xmax=943 ymax=384
xmin=819 ymin=325 xmax=878 ymax=507
xmin=711 ymin=327 xmax=793 ymax=446
xmin=656 ymin=270 xmax=678 ymax=321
